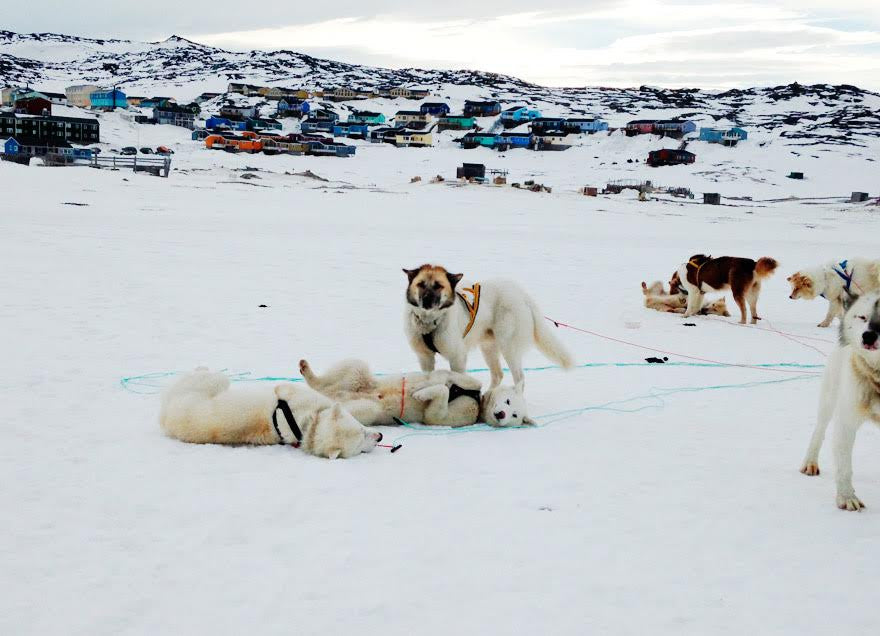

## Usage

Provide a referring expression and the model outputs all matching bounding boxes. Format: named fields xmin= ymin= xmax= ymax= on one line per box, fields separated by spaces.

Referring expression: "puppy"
xmin=675 ymin=254 xmax=778 ymax=324
xmin=402 ymin=264 xmax=574 ymax=391
xmin=787 ymin=259 xmax=880 ymax=327
xmin=300 ymin=358 xmax=534 ymax=428
xmin=160 ymin=367 xmax=382 ymax=459
xmin=800 ymin=293 xmax=880 ymax=510
xmin=641 ymin=280 xmax=730 ymax=317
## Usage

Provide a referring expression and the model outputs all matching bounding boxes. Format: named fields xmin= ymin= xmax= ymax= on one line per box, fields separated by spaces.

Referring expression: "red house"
xmin=625 ymin=119 xmax=656 ymax=136
xmin=14 ymin=96 xmax=52 ymax=116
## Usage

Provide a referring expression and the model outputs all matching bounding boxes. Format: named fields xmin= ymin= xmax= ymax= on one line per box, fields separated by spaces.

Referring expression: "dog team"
xmin=160 ymin=254 xmax=880 ymax=511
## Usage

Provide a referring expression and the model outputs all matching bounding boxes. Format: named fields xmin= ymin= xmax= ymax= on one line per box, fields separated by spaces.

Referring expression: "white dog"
xmin=160 ymin=368 xmax=382 ymax=459
xmin=800 ymin=293 xmax=880 ymax=510
xmin=402 ymin=264 xmax=574 ymax=392
xmin=787 ymin=258 xmax=880 ymax=327
xmin=300 ymin=358 xmax=534 ymax=427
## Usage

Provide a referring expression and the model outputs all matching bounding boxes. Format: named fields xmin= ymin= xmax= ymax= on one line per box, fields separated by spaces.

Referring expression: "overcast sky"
xmin=9 ymin=0 xmax=880 ymax=88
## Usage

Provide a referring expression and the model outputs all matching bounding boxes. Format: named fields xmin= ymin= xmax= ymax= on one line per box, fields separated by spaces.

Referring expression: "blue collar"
xmin=832 ymin=260 xmax=853 ymax=292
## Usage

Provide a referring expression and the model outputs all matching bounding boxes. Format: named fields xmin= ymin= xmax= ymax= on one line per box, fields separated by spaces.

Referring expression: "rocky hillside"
xmin=2 ymin=30 xmax=879 ymax=146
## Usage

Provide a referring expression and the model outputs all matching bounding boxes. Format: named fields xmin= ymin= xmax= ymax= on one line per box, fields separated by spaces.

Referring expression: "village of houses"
xmin=0 ymin=80 xmax=755 ymax=194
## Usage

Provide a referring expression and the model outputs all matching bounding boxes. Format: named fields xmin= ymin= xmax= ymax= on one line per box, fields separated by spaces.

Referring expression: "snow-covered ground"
xmin=2 ymin=119 xmax=879 ymax=635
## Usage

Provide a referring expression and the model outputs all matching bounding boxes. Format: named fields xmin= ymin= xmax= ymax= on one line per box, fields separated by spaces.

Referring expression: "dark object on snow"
xmin=703 ymin=192 xmax=721 ymax=205
xmin=258 ymin=304 xmax=268 ymax=308
xmin=682 ymin=323 xmax=697 ymax=327
xmin=851 ymin=192 xmax=869 ymax=203
xmin=787 ymin=172 xmax=804 ymax=180
xmin=647 ymin=148 xmax=695 ymax=167
xmin=456 ymin=163 xmax=485 ymax=179
xmin=390 ymin=444 xmax=403 ymax=453
xmin=645 ymin=356 xmax=669 ymax=364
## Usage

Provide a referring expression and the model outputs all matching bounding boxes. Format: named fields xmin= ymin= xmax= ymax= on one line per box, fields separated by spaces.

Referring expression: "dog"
xmin=800 ymin=293 xmax=880 ymax=510
xmin=402 ymin=264 xmax=574 ymax=392
xmin=787 ymin=259 xmax=880 ymax=327
xmin=673 ymin=254 xmax=778 ymax=324
xmin=159 ymin=368 xmax=382 ymax=459
xmin=641 ymin=280 xmax=730 ymax=317
xmin=300 ymin=358 xmax=534 ymax=428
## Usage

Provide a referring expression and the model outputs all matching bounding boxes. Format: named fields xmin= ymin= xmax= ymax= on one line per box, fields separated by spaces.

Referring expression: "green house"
xmin=439 ymin=115 xmax=476 ymax=131
xmin=349 ymin=111 xmax=386 ymax=125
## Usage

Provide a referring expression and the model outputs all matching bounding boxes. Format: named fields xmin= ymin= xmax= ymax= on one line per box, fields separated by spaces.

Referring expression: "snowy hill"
xmin=2 ymin=30 xmax=880 ymax=147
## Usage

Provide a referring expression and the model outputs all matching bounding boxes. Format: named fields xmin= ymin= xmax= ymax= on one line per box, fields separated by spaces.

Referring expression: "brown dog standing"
xmin=675 ymin=254 xmax=778 ymax=323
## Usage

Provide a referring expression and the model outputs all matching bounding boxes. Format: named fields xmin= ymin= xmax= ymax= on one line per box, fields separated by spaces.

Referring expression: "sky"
xmin=8 ymin=0 xmax=880 ymax=89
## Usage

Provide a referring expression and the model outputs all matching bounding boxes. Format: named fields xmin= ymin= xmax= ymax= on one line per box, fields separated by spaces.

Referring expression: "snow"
xmin=2 ymin=105 xmax=880 ymax=635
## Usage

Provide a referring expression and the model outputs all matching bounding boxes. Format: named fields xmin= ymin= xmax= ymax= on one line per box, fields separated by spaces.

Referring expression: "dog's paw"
xmin=800 ymin=461 xmax=820 ymax=476
xmin=818 ymin=321 xmax=831 ymax=328
xmin=837 ymin=494 xmax=865 ymax=511
xmin=299 ymin=359 xmax=310 ymax=375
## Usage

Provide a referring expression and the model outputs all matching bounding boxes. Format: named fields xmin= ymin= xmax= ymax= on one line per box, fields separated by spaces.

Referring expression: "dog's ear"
xmin=446 ymin=271 xmax=463 ymax=291
xmin=514 ymin=380 xmax=525 ymax=395
xmin=403 ymin=267 xmax=420 ymax=284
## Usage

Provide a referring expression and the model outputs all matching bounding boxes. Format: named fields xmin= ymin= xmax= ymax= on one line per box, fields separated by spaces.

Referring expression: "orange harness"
xmin=457 ymin=283 xmax=481 ymax=338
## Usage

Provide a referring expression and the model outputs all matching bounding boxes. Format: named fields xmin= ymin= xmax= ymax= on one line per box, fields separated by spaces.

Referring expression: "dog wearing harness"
xmin=788 ymin=258 xmax=880 ymax=327
xmin=159 ymin=367 xmax=382 ymax=459
xmin=402 ymin=264 xmax=573 ymax=394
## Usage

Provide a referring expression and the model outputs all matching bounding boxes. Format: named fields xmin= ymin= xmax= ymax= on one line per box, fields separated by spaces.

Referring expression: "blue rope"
xmin=119 ymin=361 xmax=824 ymax=395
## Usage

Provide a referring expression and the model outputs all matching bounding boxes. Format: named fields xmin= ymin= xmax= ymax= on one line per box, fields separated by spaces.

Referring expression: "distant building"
xmin=647 ymin=148 xmax=696 ymax=166
xmin=126 ymin=96 xmax=146 ymax=107
xmin=0 ymin=112 xmax=99 ymax=144
xmin=463 ymin=100 xmax=502 ymax=117
xmin=438 ymin=115 xmax=476 ymax=131
xmin=500 ymin=106 xmax=541 ymax=126
xmin=42 ymin=91 xmax=67 ymax=105
xmin=65 ymin=84 xmax=101 ymax=108
xmin=14 ymin=96 xmax=52 ymax=116
xmin=89 ymin=88 xmax=128 ymax=110
xmin=395 ymin=110 xmax=430 ymax=125
xmin=699 ymin=126 xmax=748 ymax=146
xmin=348 ymin=111 xmax=385 ymax=125
xmin=419 ymin=102 xmax=450 ymax=116
xmin=562 ymin=118 xmax=608 ymax=134
xmin=219 ymin=103 xmax=258 ymax=119
xmin=394 ymin=130 xmax=433 ymax=147
xmin=153 ymin=102 xmax=200 ymax=129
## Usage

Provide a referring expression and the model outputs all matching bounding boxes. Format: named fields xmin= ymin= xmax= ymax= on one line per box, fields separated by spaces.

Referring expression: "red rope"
xmin=545 ymin=316 xmax=822 ymax=375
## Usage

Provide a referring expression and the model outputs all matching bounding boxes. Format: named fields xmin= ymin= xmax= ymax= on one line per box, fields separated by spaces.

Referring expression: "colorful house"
xmin=64 ymin=84 xmax=101 ymax=107
xmin=460 ymin=132 xmax=500 ymax=149
xmin=301 ymin=119 xmax=337 ymax=134
xmin=497 ymin=131 xmax=532 ymax=149
xmin=394 ymin=131 xmax=433 ymax=147
xmin=219 ymin=103 xmax=257 ymax=119
xmin=348 ymin=111 xmax=385 ymax=125
xmin=205 ymin=116 xmax=234 ymax=130
xmin=500 ymin=106 xmax=541 ymax=126
xmin=14 ymin=96 xmax=52 ymax=116
xmin=463 ymin=100 xmax=502 ymax=117
xmin=394 ymin=110 xmax=430 ymax=125
xmin=532 ymin=132 xmax=571 ymax=151
xmin=438 ymin=115 xmax=475 ymax=131
xmin=563 ymin=118 xmax=608 ymax=133
xmin=647 ymin=148 xmax=696 ymax=167
xmin=153 ymin=103 xmax=200 ymax=129
xmin=277 ymin=99 xmax=311 ymax=117
xmin=332 ymin=123 xmax=370 ymax=139
xmin=653 ymin=120 xmax=697 ymax=138
xmin=89 ymin=88 xmax=128 ymax=110
xmin=625 ymin=120 xmax=657 ymax=136
xmin=3 ymin=137 xmax=20 ymax=155
xmin=530 ymin=117 xmax=566 ymax=133
xmin=420 ymin=102 xmax=450 ymax=116
xmin=204 ymin=134 xmax=263 ymax=153
xmin=699 ymin=127 xmax=748 ymax=145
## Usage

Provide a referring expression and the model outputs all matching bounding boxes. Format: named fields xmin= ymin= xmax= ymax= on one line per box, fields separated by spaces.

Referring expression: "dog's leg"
xmin=683 ymin=288 xmax=704 ymax=317
xmin=731 ymin=285 xmax=748 ymax=324
xmin=500 ymin=345 xmax=525 ymax=394
xmin=413 ymin=384 xmax=454 ymax=425
xmin=299 ymin=359 xmax=318 ymax=386
xmin=818 ymin=298 xmax=840 ymax=328
xmin=480 ymin=340 xmax=504 ymax=388
xmin=747 ymin=282 xmax=761 ymax=323
xmin=446 ymin=345 xmax=468 ymax=374
xmin=833 ymin=404 xmax=866 ymax=511
xmin=342 ymin=399 xmax=384 ymax=426
xmin=800 ymin=348 xmax=844 ymax=475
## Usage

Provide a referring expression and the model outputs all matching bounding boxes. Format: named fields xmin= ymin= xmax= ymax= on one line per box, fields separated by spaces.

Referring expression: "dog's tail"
xmin=755 ymin=257 xmax=779 ymax=278
xmin=529 ymin=300 xmax=575 ymax=370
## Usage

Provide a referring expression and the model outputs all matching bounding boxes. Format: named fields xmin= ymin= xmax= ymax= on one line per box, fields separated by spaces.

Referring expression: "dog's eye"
xmin=512 ymin=414 xmax=518 ymax=418
xmin=859 ymin=315 xmax=868 ymax=321
xmin=417 ymin=281 xmax=425 ymax=288
xmin=432 ymin=282 xmax=442 ymax=291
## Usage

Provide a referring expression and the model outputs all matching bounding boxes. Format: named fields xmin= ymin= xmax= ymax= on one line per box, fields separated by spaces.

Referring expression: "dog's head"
xmin=275 ymin=385 xmax=381 ymax=459
xmin=703 ymin=297 xmax=731 ymax=317
xmin=842 ymin=293 xmax=880 ymax=362
xmin=669 ymin=271 xmax=683 ymax=295
xmin=787 ymin=271 xmax=818 ymax=300
xmin=481 ymin=384 xmax=535 ymax=428
xmin=403 ymin=264 xmax=462 ymax=311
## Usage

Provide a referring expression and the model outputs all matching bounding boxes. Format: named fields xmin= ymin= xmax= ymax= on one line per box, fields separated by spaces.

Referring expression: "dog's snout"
xmin=863 ymin=331 xmax=878 ymax=346
xmin=494 ymin=411 xmax=505 ymax=420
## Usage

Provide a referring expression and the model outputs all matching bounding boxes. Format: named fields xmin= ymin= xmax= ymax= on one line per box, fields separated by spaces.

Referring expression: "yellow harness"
xmin=687 ymin=257 xmax=708 ymax=286
xmin=457 ymin=283 xmax=481 ymax=338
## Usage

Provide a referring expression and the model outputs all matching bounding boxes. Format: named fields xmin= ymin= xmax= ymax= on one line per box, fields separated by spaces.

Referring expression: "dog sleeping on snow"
xmin=641 ymin=280 xmax=730 ymax=317
xmin=300 ymin=358 xmax=533 ymax=427
xmin=160 ymin=367 xmax=382 ymax=459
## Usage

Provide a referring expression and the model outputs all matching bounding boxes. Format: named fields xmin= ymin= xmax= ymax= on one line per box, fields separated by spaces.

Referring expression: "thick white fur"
xmin=404 ymin=277 xmax=574 ymax=392
xmin=787 ymin=258 xmax=880 ymax=327
xmin=300 ymin=358 xmax=534 ymax=428
xmin=800 ymin=294 xmax=880 ymax=510
xmin=160 ymin=367 xmax=381 ymax=459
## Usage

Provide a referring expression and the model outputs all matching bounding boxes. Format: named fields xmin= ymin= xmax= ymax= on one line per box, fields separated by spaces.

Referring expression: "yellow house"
xmin=395 ymin=131 xmax=433 ymax=147
xmin=65 ymin=84 xmax=101 ymax=107
xmin=395 ymin=110 xmax=430 ymax=124
xmin=390 ymin=87 xmax=412 ymax=98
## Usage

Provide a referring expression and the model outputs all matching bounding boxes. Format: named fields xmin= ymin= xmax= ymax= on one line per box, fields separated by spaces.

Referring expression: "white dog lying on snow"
xmin=160 ymin=367 xmax=382 ymax=459
xmin=300 ymin=358 xmax=534 ymax=427
xmin=800 ymin=293 xmax=880 ymax=510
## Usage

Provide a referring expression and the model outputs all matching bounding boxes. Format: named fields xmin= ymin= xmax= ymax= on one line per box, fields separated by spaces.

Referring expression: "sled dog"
xmin=800 ymin=293 xmax=880 ymax=510
xmin=673 ymin=254 xmax=778 ymax=324
xmin=300 ymin=358 xmax=535 ymax=428
xmin=402 ymin=264 xmax=574 ymax=392
xmin=641 ymin=280 xmax=730 ymax=317
xmin=787 ymin=258 xmax=880 ymax=327
xmin=160 ymin=367 xmax=382 ymax=459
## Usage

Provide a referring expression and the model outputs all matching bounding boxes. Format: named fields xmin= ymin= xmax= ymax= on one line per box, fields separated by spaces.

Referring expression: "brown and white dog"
xmin=159 ymin=368 xmax=382 ymax=459
xmin=641 ymin=280 xmax=730 ymax=317
xmin=787 ymin=259 xmax=880 ymax=327
xmin=402 ymin=264 xmax=573 ymax=392
xmin=673 ymin=254 xmax=778 ymax=324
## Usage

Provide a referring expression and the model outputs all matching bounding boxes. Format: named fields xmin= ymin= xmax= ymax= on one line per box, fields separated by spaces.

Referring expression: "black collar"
xmin=448 ymin=383 xmax=481 ymax=404
xmin=272 ymin=399 xmax=303 ymax=447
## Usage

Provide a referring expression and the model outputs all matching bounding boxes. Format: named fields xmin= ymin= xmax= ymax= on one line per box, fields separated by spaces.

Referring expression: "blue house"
xmin=699 ymin=126 xmax=748 ymax=145
xmin=205 ymin=116 xmax=234 ymax=130
xmin=463 ymin=100 xmax=502 ymax=117
xmin=278 ymin=99 xmax=311 ymax=116
xmin=563 ymin=118 xmax=608 ymax=133
xmin=301 ymin=119 xmax=336 ymax=134
xmin=332 ymin=123 xmax=369 ymax=138
xmin=72 ymin=147 xmax=93 ymax=159
xmin=2 ymin=138 xmax=21 ymax=155
xmin=498 ymin=131 xmax=532 ymax=148
xmin=530 ymin=117 xmax=566 ymax=133
xmin=500 ymin=106 xmax=541 ymax=126
xmin=653 ymin=120 xmax=697 ymax=138
xmin=89 ymin=88 xmax=127 ymax=110
xmin=419 ymin=102 xmax=450 ymax=116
